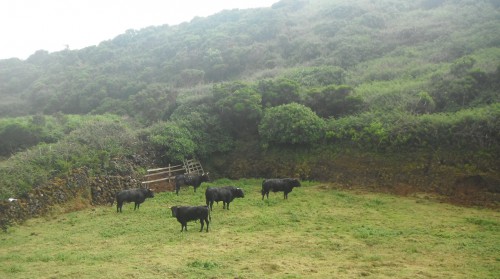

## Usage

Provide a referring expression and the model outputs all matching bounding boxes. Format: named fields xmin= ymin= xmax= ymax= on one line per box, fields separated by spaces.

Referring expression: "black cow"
xmin=262 ymin=178 xmax=301 ymax=200
xmin=175 ymin=172 xmax=210 ymax=195
xmin=170 ymin=205 xmax=210 ymax=232
xmin=114 ymin=188 xmax=154 ymax=213
xmin=205 ymin=186 xmax=245 ymax=211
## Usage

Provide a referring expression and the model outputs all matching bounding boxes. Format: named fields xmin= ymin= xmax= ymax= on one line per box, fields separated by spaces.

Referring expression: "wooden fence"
xmin=141 ymin=159 xmax=204 ymax=192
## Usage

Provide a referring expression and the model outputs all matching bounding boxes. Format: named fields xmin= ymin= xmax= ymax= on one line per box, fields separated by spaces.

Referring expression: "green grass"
xmin=1 ymin=179 xmax=499 ymax=278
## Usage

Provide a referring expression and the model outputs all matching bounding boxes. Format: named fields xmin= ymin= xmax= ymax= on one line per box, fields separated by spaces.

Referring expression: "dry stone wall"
xmin=0 ymin=168 xmax=146 ymax=231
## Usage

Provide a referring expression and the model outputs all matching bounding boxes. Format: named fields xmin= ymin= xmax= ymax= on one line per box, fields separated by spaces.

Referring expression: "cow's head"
xmin=287 ymin=178 xmax=301 ymax=188
xmin=234 ymin=187 xmax=245 ymax=198
xmin=201 ymin=172 xmax=210 ymax=182
xmin=170 ymin=206 xmax=178 ymax=217
xmin=147 ymin=188 xmax=155 ymax=197
xmin=141 ymin=188 xmax=155 ymax=198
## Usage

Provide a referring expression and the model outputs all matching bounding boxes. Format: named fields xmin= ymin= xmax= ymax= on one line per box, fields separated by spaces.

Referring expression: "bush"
xmin=326 ymin=104 xmax=500 ymax=152
xmin=0 ymin=117 xmax=141 ymax=199
xmin=172 ymin=109 xmax=234 ymax=158
xmin=259 ymin=103 xmax=326 ymax=146
xmin=283 ymin=66 xmax=346 ymax=87
xmin=171 ymin=93 xmax=234 ymax=157
xmin=305 ymin=85 xmax=363 ymax=118
xmin=213 ymin=82 xmax=262 ymax=136
xmin=146 ymin=122 xmax=196 ymax=164
xmin=258 ymin=78 xmax=303 ymax=107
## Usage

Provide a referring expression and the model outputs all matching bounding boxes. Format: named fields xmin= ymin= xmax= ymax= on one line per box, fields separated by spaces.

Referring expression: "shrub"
xmin=258 ymin=78 xmax=303 ymax=107
xmin=146 ymin=122 xmax=196 ymax=164
xmin=213 ymin=82 xmax=262 ymax=136
xmin=326 ymin=104 xmax=500 ymax=152
xmin=0 ymin=117 xmax=140 ymax=199
xmin=259 ymin=103 xmax=326 ymax=146
xmin=305 ymin=85 xmax=363 ymax=118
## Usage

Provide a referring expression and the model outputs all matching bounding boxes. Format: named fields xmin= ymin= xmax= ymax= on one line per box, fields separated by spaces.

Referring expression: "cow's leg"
xmin=205 ymin=217 xmax=209 ymax=232
xmin=222 ymin=202 xmax=226 ymax=209
xmin=209 ymin=201 xmax=214 ymax=211
xmin=226 ymin=202 xmax=230 ymax=210
xmin=199 ymin=219 xmax=204 ymax=232
xmin=117 ymin=202 xmax=122 ymax=213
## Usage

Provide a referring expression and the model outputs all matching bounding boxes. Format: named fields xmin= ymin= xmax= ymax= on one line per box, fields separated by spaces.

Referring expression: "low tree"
xmin=0 ymin=122 xmax=40 ymax=156
xmin=213 ymin=82 xmax=262 ymax=136
xmin=411 ymin=91 xmax=436 ymax=114
xmin=128 ymin=83 xmax=178 ymax=124
xmin=146 ymin=122 xmax=196 ymax=164
xmin=258 ymin=103 xmax=326 ymax=146
xmin=258 ymin=78 xmax=303 ymax=107
xmin=305 ymin=85 xmax=363 ymax=118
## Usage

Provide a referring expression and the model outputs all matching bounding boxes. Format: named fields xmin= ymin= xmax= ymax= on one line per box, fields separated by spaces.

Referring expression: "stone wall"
xmin=0 ymin=169 xmax=151 ymax=231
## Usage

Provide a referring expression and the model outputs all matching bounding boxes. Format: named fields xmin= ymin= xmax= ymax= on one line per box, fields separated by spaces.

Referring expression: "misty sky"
xmin=0 ymin=0 xmax=277 ymax=60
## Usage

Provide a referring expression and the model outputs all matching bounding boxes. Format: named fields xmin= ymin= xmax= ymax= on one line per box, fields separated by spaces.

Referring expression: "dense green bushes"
xmin=0 ymin=115 xmax=83 ymax=157
xmin=0 ymin=116 xmax=141 ymax=199
xmin=259 ymin=103 xmax=326 ymax=146
xmin=1 ymin=0 xmax=498 ymax=117
xmin=430 ymin=59 xmax=500 ymax=112
xmin=326 ymin=104 xmax=500 ymax=152
xmin=213 ymin=82 xmax=262 ymax=136
xmin=305 ymin=85 xmax=363 ymax=118
xmin=0 ymin=0 xmax=499 ymax=200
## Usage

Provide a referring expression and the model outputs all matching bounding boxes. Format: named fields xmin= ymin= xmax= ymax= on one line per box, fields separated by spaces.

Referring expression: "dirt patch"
xmin=441 ymin=175 xmax=500 ymax=208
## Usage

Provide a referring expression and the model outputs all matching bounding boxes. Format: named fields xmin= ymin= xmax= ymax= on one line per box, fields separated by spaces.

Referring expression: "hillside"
xmin=0 ymin=0 xmax=499 ymax=224
xmin=1 ymin=0 xmax=498 ymax=116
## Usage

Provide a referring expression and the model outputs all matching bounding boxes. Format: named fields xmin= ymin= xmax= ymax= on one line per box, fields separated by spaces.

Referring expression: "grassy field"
xmin=0 ymin=179 xmax=498 ymax=278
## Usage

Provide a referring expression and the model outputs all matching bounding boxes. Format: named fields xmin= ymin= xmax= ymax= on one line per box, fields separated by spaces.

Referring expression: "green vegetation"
xmin=1 ymin=180 xmax=498 ymax=278
xmin=259 ymin=103 xmax=326 ymax=146
xmin=0 ymin=0 xmax=499 ymax=202
xmin=0 ymin=115 xmax=142 ymax=199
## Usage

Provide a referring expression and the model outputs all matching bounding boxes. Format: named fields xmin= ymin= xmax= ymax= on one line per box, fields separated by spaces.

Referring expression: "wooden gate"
xmin=141 ymin=159 xmax=204 ymax=192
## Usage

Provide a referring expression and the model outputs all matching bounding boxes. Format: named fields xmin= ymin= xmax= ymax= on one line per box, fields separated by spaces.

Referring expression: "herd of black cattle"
xmin=113 ymin=173 xmax=301 ymax=232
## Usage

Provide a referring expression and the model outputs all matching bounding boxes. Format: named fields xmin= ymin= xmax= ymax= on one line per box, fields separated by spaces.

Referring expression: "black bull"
xmin=114 ymin=188 xmax=154 ymax=212
xmin=262 ymin=178 xmax=301 ymax=200
xmin=170 ymin=205 xmax=210 ymax=232
xmin=175 ymin=172 xmax=210 ymax=195
xmin=205 ymin=186 xmax=245 ymax=211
